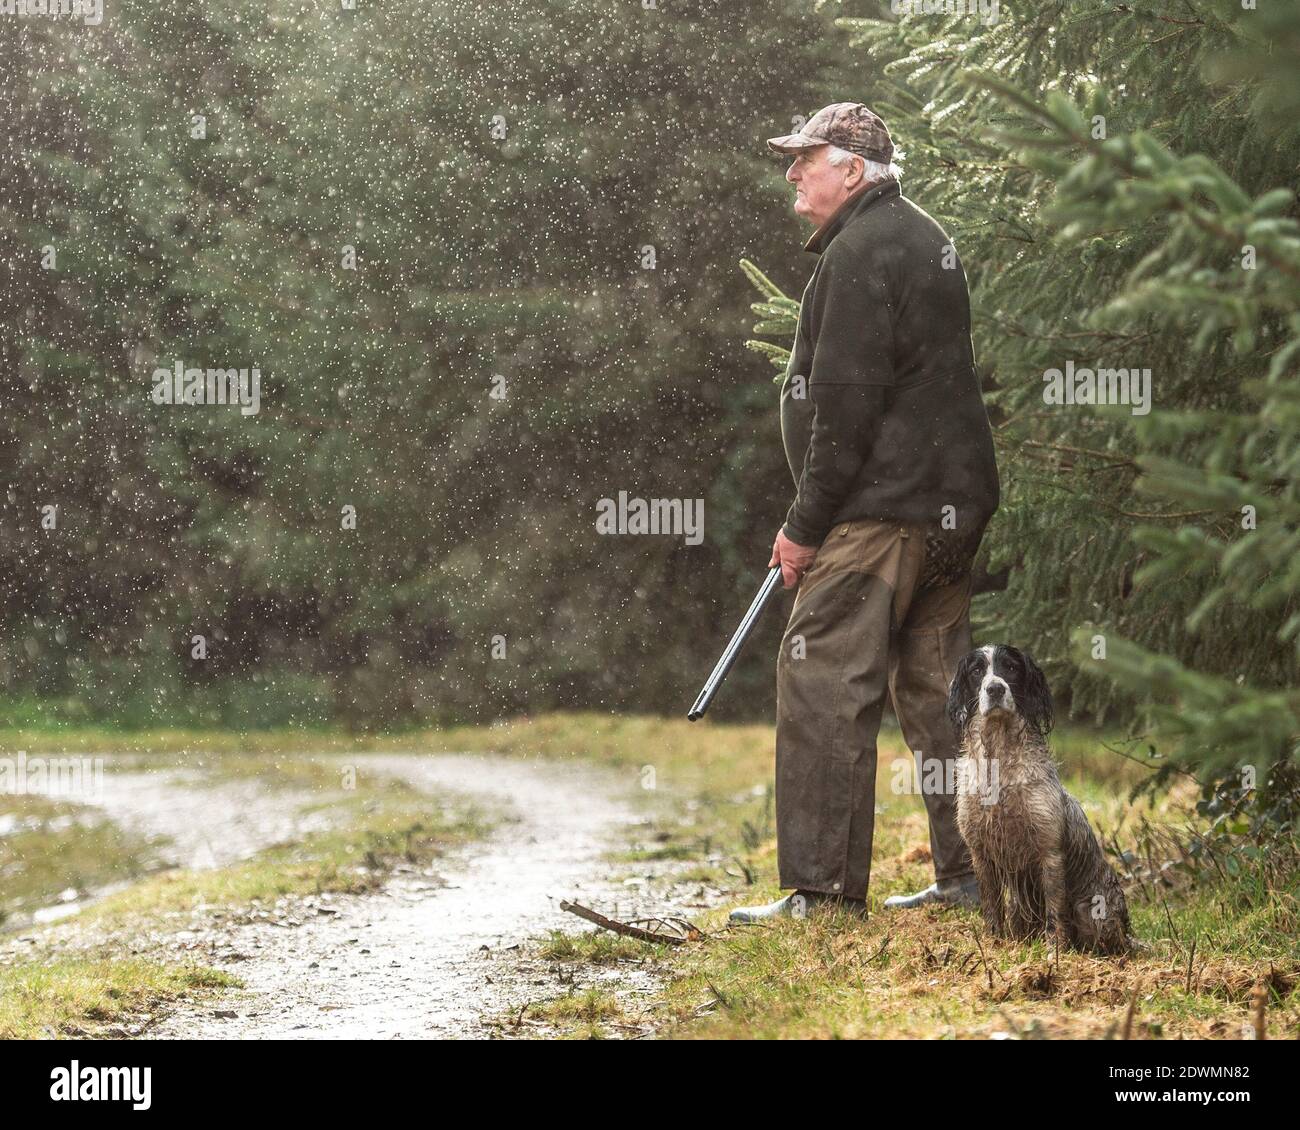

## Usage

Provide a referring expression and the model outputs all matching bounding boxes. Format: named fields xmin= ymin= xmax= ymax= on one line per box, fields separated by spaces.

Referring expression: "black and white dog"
xmin=946 ymin=645 xmax=1133 ymax=955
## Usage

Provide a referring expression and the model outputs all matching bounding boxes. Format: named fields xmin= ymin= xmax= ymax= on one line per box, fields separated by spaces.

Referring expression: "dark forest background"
xmin=2 ymin=2 xmax=1297 ymax=810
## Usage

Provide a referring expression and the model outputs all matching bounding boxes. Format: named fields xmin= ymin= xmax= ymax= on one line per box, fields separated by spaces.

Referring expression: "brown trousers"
xmin=775 ymin=518 xmax=976 ymax=900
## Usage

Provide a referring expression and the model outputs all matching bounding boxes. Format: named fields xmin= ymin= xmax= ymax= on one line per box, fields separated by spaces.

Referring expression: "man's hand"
xmin=770 ymin=528 xmax=819 ymax=589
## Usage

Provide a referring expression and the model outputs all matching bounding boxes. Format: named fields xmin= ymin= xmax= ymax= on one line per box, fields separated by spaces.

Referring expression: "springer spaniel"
xmin=946 ymin=645 xmax=1133 ymax=955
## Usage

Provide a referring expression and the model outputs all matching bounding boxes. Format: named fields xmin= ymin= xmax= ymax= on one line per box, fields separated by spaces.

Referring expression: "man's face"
xmin=785 ymin=146 xmax=863 ymax=227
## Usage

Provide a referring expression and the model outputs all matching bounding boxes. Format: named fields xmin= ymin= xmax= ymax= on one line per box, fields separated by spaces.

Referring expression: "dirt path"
xmin=131 ymin=753 xmax=693 ymax=1038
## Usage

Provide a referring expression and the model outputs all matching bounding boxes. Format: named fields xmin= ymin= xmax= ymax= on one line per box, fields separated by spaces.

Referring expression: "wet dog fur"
xmin=947 ymin=645 xmax=1133 ymax=955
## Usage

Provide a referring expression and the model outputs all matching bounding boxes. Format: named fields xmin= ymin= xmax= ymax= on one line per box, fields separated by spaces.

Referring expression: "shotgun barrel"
xmin=687 ymin=565 xmax=784 ymax=721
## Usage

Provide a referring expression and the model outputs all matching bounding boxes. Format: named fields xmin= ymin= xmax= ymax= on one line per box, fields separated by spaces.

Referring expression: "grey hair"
xmin=826 ymin=143 xmax=904 ymax=185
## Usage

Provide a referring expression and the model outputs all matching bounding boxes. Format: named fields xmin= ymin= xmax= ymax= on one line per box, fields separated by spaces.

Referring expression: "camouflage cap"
xmin=766 ymin=102 xmax=894 ymax=164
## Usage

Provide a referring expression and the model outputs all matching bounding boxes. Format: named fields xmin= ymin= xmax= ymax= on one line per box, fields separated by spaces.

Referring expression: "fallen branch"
xmin=559 ymin=900 xmax=697 ymax=945
xmin=627 ymin=915 xmax=704 ymax=941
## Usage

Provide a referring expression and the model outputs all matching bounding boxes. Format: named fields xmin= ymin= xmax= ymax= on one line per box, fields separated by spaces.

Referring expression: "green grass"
xmin=539 ymin=928 xmax=673 ymax=965
xmin=525 ymin=867 xmax=1299 ymax=1040
xmin=476 ymin=715 xmax=1299 ymax=1040
xmin=0 ymin=957 xmax=241 ymax=1039
xmin=648 ymin=873 xmax=1300 ymax=1039
xmin=519 ymin=987 xmax=633 ymax=1039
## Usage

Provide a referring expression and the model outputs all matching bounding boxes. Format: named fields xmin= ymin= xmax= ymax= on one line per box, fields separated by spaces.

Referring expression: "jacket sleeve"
xmin=782 ymin=248 xmax=895 ymax=546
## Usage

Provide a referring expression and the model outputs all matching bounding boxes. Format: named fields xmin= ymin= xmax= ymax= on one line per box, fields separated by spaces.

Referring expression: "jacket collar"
xmin=803 ymin=178 xmax=901 ymax=255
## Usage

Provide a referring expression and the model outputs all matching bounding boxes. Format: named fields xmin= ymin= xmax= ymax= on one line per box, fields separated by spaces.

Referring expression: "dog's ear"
xmin=946 ymin=650 xmax=981 ymax=735
xmin=1018 ymin=650 xmax=1054 ymax=735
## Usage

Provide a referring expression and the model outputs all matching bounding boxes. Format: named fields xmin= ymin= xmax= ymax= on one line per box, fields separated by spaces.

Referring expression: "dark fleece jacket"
xmin=779 ymin=178 xmax=999 ymax=547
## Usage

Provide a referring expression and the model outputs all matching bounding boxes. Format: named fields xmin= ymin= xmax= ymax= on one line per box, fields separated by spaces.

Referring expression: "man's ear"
xmin=848 ymin=154 xmax=866 ymax=190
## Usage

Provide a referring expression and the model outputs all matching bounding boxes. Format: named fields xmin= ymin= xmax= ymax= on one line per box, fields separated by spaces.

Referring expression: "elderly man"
xmin=730 ymin=103 xmax=1000 ymax=923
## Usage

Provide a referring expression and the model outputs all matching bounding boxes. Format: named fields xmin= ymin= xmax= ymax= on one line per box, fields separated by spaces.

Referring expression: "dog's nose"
xmin=987 ymin=682 xmax=1006 ymax=701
